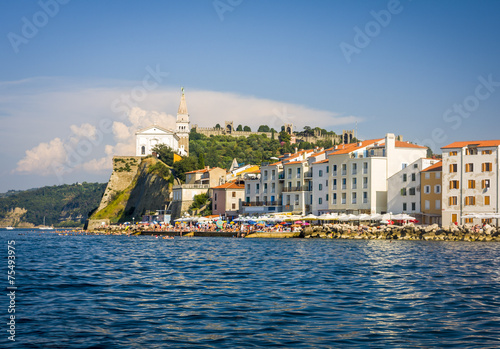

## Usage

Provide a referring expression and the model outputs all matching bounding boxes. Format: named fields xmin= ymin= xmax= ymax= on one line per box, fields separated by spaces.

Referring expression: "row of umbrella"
xmin=461 ymin=213 xmax=500 ymax=219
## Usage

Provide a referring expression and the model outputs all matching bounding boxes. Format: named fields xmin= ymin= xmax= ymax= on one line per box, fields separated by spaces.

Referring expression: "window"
xmin=326 ymin=166 xmax=329 ymax=173
xmin=141 ymin=146 xmax=146 ymax=155
xmin=363 ymin=191 xmax=368 ymax=204
xmin=450 ymin=180 xmax=459 ymax=189
xmin=482 ymin=163 xmax=492 ymax=172
xmin=465 ymin=196 xmax=475 ymax=206
xmin=449 ymin=151 xmax=457 ymax=156
xmin=411 ymin=173 xmax=416 ymax=181
xmin=332 ymin=165 xmax=337 ymax=175
xmin=468 ymin=180 xmax=475 ymax=189
xmin=214 ymin=204 xmax=217 ymax=210
xmin=485 ymin=196 xmax=490 ymax=205
xmin=325 ymin=180 xmax=328 ymax=188
xmin=264 ymin=183 xmax=268 ymax=193
xmin=411 ymin=202 xmax=416 ymax=211
xmin=403 ymin=173 xmax=407 ymax=182
xmin=246 ymin=196 xmax=250 ymax=203
xmin=435 ymin=200 xmax=440 ymax=209
xmin=342 ymin=178 xmax=346 ymax=190
xmin=256 ymin=183 xmax=260 ymax=193
xmin=352 ymin=177 xmax=357 ymax=189
xmin=326 ymin=194 xmax=329 ymax=201
xmin=482 ymin=218 xmax=493 ymax=224
xmin=352 ymin=163 xmax=357 ymax=175
xmin=333 ymin=179 xmax=337 ymax=190
xmin=425 ymin=173 xmax=430 ymax=179
xmin=449 ymin=164 xmax=457 ymax=173
xmin=482 ymin=150 xmax=492 ymax=155
xmin=342 ymin=164 xmax=347 ymax=176
xmin=425 ymin=200 xmax=430 ymax=210
xmin=414 ymin=163 xmax=418 ymax=169
xmin=319 ymin=170 xmax=323 ymax=177
xmin=232 ymin=191 xmax=236 ymax=198
xmin=465 ymin=218 xmax=473 ymax=224
xmin=402 ymin=163 xmax=408 ymax=169
xmin=401 ymin=188 xmax=407 ymax=196
xmin=482 ymin=179 xmax=491 ymax=189
xmin=465 ymin=163 xmax=474 ymax=172
xmin=465 ymin=147 xmax=478 ymax=155
xmin=287 ymin=168 xmax=292 ymax=179
xmin=214 ymin=193 xmax=218 ymax=201
xmin=271 ymin=183 xmax=275 ymax=193
xmin=264 ymin=170 xmax=268 ymax=180
xmin=333 ymin=193 xmax=337 ymax=205
xmin=318 ymin=197 xmax=323 ymax=205
xmin=319 ymin=183 xmax=323 ymax=191
xmin=352 ymin=192 xmax=357 ymax=204
xmin=362 ymin=177 xmax=368 ymax=189
xmin=297 ymin=168 xmax=301 ymax=178
xmin=452 ymin=214 xmax=458 ymax=223
xmin=424 ymin=185 xmax=431 ymax=194
xmin=232 ymin=203 xmax=236 ymax=210
xmin=271 ymin=170 xmax=275 ymax=180
xmin=409 ymin=187 xmax=416 ymax=196
xmin=341 ymin=193 xmax=346 ymax=204
xmin=449 ymin=196 xmax=458 ymax=205
xmin=436 ymin=172 xmax=441 ymax=179
xmin=363 ymin=162 xmax=368 ymax=174
xmin=403 ymin=203 xmax=407 ymax=211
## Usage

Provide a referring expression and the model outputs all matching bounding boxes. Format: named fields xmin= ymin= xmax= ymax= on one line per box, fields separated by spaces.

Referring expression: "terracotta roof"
xmin=330 ymin=139 xmax=383 ymax=155
xmin=441 ymin=140 xmax=500 ymax=149
xmin=185 ymin=168 xmax=209 ymax=174
xmin=284 ymin=161 xmax=305 ymax=165
xmin=213 ymin=182 xmax=245 ymax=189
xmin=312 ymin=159 xmax=329 ymax=165
xmin=265 ymin=161 xmax=282 ymax=166
xmin=395 ymin=141 xmax=427 ymax=149
xmin=421 ymin=161 xmax=442 ymax=172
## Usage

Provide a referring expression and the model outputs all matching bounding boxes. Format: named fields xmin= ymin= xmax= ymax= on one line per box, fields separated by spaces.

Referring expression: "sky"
xmin=1 ymin=0 xmax=500 ymax=192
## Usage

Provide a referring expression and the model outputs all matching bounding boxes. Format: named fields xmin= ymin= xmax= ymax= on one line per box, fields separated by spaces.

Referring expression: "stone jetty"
xmin=299 ymin=223 xmax=500 ymax=242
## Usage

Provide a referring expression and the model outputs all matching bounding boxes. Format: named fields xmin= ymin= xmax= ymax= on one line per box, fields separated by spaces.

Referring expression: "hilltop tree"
xmin=198 ymin=153 xmax=205 ymax=169
xmin=215 ymin=124 xmax=221 ymax=129
xmin=151 ymin=144 xmax=174 ymax=166
xmin=257 ymin=125 xmax=270 ymax=132
xmin=236 ymin=124 xmax=243 ymax=131
xmin=243 ymin=126 xmax=251 ymax=132
xmin=279 ymin=130 xmax=291 ymax=144
xmin=173 ymin=157 xmax=198 ymax=182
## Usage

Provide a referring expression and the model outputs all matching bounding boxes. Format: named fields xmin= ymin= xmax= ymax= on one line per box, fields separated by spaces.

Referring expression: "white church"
xmin=135 ymin=88 xmax=191 ymax=157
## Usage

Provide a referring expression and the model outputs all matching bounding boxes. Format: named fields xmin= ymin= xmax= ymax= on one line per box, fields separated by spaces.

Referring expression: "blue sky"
xmin=1 ymin=0 xmax=500 ymax=192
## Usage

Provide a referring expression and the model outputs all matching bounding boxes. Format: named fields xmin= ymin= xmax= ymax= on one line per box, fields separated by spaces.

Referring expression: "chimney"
xmin=295 ymin=147 xmax=298 ymax=154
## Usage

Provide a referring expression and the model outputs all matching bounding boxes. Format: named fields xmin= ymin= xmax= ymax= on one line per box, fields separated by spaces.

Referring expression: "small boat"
xmin=6 ymin=226 xmax=14 ymax=230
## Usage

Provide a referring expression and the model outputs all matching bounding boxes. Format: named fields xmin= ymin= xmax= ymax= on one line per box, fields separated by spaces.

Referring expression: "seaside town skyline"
xmin=1 ymin=0 xmax=500 ymax=192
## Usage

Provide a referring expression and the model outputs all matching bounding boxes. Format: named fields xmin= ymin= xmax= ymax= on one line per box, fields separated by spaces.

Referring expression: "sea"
xmin=1 ymin=229 xmax=499 ymax=348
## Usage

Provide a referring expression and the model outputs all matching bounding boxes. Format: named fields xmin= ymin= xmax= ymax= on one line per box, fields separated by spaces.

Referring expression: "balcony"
xmin=242 ymin=201 xmax=281 ymax=207
xmin=352 ymin=184 xmax=357 ymax=190
xmin=282 ymin=186 xmax=311 ymax=192
xmin=341 ymin=170 xmax=347 ymax=176
xmin=173 ymin=184 xmax=210 ymax=190
xmin=279 ymin=174 xmax=285 ymax=180
xmin=304 ymin=171 xmax=313 ymax=179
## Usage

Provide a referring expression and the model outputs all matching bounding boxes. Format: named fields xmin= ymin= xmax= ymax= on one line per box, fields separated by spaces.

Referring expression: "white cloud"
xmin=7 ymin=77 xmax=363 ymax=182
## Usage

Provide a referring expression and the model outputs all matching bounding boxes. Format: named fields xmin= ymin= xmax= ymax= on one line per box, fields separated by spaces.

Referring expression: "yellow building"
xmin=420 ymin=161 xmax=442 ymax=225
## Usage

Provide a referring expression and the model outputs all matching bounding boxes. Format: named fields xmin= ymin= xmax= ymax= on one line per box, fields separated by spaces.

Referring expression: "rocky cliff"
xmin=89 ymin=156 xmax=173 ymax=229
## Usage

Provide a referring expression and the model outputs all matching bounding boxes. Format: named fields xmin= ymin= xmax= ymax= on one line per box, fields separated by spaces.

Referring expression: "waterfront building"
xmin=387 ymin=158 xmax=440 ymax=219
xmin=420 ymin=161 xmax=443 ymax=225
xmin=328 ymin=133 xmax=427 ymax=214
xmin=185 ymin=167 xmax=227 ymax=188
xmin=441 ymin=140 xmax=500 ymax=226
xmin=211 ymin=182 xmax=245 ymax=220
xmin=310 ymin=158 xmax=330 ymax=215
xmin=135 ymin=88 xmax=190 ymax=157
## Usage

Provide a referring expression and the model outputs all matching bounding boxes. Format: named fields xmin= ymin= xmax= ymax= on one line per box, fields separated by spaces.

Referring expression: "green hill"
xmin=0 ymin=182 xmax=106 ymax=228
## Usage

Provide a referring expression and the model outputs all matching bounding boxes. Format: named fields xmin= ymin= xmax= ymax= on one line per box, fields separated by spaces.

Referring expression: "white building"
xmin=135 ymin=125 xmax=180 ymax=157
xmin=387 ymin=158 xmax=440 ymax=216
xmin=441 ymin=140 xmax=500 ymax=226
xmin=328 ymin=133 xmax=428 ymax=214
xmin=311 ymin=159 xmax=330 ymax=215
xmin=135 ymin=88 xmax=190 ymax=157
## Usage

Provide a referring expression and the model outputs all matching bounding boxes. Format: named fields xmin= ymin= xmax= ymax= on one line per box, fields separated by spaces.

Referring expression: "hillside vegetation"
xmin=0 ymin=182 xmax=106 ymax=227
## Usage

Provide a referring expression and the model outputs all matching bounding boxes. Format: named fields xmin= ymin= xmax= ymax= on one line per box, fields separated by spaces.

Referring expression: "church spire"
xmin=177 ymin=87 xmax=188 ymax=116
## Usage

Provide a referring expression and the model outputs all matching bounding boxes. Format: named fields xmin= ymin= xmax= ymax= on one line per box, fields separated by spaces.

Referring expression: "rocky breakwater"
xmin=300 ymin=223 xmax=500 ymax=242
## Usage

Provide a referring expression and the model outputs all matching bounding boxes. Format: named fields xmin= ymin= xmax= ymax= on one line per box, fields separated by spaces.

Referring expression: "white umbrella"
xmin=303 ymin=214 xmax=319 ymax=220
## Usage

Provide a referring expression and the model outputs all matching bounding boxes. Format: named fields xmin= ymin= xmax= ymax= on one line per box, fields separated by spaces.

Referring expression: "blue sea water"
xmin=1 ymin=230 xmax=500 ymax=348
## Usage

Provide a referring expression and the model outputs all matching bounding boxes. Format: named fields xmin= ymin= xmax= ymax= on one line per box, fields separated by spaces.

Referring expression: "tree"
xmin=271 ymin=128 xmax=275 ymax=140
xmin=243 ymin=126 xmax=251 ymax=132
xmin=257 ymin=125 xmax=270 ymax=132
xmin=173 ymin=157 xmax=198 ymax=182
xmin=279 ymin=130 xmax=291 ymax=144
xmin=236 ymin=124 xmax=243 ymax=131
xmin=215 ymin=124 xmax=221 ymax=129
xmin=198 ymin=153 xmax=205 ymax=169
xmin=151 ymin=143 xmax=174 ymax=166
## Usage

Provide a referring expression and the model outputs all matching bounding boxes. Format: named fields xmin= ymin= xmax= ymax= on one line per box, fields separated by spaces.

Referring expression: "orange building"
xmin=420 ymin=161 xmax=442 ymax=225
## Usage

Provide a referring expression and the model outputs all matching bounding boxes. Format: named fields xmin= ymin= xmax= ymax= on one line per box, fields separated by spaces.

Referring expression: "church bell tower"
xmin=176 ymin=87 xmax=190 ymax=155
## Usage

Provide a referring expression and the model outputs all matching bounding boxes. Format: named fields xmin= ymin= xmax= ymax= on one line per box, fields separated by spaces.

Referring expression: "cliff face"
xmin=89 ymin=156 xmax=172 ymax=228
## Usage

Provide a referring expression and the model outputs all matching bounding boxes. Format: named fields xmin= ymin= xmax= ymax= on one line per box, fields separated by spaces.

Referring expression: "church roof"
xmin=135 ymin=125 xmax=179 ymax=140
xmin=178 ymin=88 xmax=188 ymax=115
